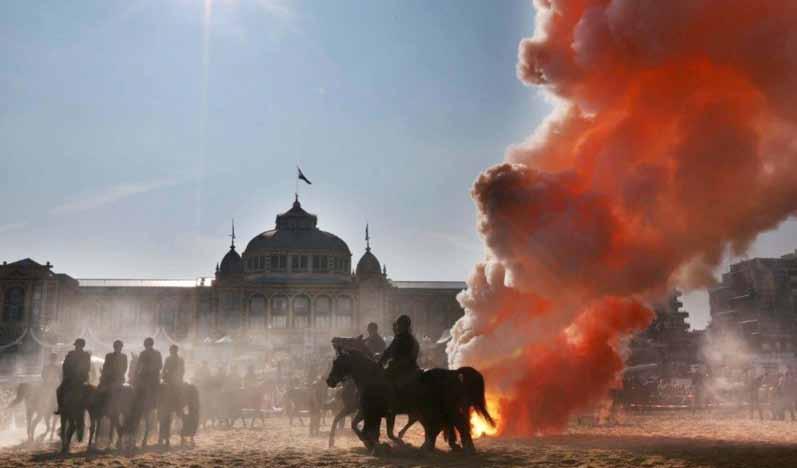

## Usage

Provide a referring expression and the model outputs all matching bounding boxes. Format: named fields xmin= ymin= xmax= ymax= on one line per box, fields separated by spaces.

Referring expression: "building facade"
xmin=708 ymin=251 xmax=797 ymax=358
xmin=0 ymin=198 xmax=465 ymax=366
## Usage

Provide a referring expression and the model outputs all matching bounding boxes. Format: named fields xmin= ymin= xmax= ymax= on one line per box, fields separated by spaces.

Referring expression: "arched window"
xmin=314 ymin=296 xmax=331 ymax=328
xmin=271 ymin=296 xmax=289 ymax=329
xmin=334 ymin=296 xmax=353 ymax=329
xmin=293 ymin=295 xmax=310 ymax=328
xmin=3 ymin=287 xmax=25 ymax=322
xmin=250 ymin=295 xmax=267 ymax=330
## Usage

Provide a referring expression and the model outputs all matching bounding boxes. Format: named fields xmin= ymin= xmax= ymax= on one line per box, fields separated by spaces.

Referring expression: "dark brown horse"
xmin=158 ymin=382 xmax=200 ymax=447
xmin=326 ymin=349 xmax=493 ymax=453
xmin=283 ymin=378 xmax=328 ymax=435
xmin=7 ymin=382 xmax=58 ymax=443
xmin=327 ymin=378 xmax=363 ymax=448
xmin=86 ymin=385 xmax=134 ymax=450
xmin=59 ymin=383 xmax=93 ymax=453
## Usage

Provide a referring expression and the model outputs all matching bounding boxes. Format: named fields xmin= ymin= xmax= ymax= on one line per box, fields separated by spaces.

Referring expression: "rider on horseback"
xmin=55 ymin=338 xmax=91 ymax=415
xmin=163 ymin=344 xmax=185 ymax=387
xmin=100 ymin=340 xmax=128 ymax=391
xmin=135 ymin=337 xmax=163 ymax=398
xmin=379 ymin=315 xmax=420 ymax=390
xmin=364 ymin=322 xmax=386 ymax=357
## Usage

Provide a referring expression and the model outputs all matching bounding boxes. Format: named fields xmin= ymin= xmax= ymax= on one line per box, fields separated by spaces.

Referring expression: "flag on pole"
xmin=297 ymin=166 xmax=312 ymax=185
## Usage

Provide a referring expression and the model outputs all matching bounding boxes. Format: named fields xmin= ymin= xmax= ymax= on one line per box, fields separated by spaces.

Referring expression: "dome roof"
xmin=218 ymin=247 xmax=243 ymax=276
xmin=244 ymin=198 xmax=351 ymax=254
xmin=356 ymin=249 xmax=382 ymax=278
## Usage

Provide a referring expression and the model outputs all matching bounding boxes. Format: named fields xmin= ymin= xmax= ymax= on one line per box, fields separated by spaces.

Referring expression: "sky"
xmin=1 ymin=0 xmax=796 ymax=330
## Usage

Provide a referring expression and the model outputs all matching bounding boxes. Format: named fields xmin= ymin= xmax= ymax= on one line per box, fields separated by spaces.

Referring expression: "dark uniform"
xmin=100 ymin=351 xmax=128 ymax=389
xmin=136 ymin=347 xmax=163 ymax=393
xmin=162 ymin=354 xmax=185 ymax=387
xmin=159 ymin=347 xmax=185 ymax=446
xmin=56 ymin=346 xmax=91 ymax=413
xmin=379 ymin=330 xmax=420 ymax=386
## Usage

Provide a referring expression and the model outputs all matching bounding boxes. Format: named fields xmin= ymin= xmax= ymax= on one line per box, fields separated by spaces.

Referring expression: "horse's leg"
xmin=62 ymin=417 xmax=73 ymax=454
xmin=397 ymin=415 xmax=417 ymax=439
xmin=351 ymin=410 xmax=364 ymax=441
xmin=361 ymin=413 xmax=380 ymax=453
xmin=454 ymin=412 xmax=473 ymax=453
xmin=141 ymin=411 xmax=150 ymax=448
xmin=385 ymin=413 xmax=401 ymax=443
xmin=25 ymin=406 xmax=34 ymax=442
xmin=30 ymin=411 xmax=41 ymax=443
xmin=88 ymin=414 xmax=97 ymax=450
xmin=328 ymin=409 xmax=345 ymax=448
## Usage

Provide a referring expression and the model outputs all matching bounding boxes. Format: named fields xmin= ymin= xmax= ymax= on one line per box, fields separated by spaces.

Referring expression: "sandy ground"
xmin=1 ymin=411 xmax=797 ymax=467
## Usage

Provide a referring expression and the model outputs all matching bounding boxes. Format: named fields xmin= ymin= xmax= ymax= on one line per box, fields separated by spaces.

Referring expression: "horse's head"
xmin=331 ymin=335 xmax=373 ymax=359
xmin=326 ymin=351 xmax=354 ymax=388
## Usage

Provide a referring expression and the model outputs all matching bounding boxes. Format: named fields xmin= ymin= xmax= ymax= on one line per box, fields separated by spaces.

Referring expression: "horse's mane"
xmin=339 ymin=348 xmax=380 ymax=371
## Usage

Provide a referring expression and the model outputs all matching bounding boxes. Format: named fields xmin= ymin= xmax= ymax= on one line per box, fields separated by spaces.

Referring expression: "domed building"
xmin=0 ymin=196 xmax=468 ymax=359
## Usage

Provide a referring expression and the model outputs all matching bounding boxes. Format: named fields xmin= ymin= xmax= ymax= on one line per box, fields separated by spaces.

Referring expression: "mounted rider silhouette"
xmin=55 ymin=339 xmax=91 ymax=415
xmin=100 ymin=340 xmax=128 ymax=391
xmin=379 ymin=315 xmax=421 ymax=394
xmin=364 ymin=322 xmax=386 ymax=357
xmin=159 ymin=344 xmax=185 ymax=446
xmin=135 ymin=337 xmax=163 ymax=403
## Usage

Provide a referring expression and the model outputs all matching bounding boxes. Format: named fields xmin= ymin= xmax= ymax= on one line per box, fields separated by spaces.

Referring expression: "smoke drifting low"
xmin=449 ymin=0 xmax=797 ymax=435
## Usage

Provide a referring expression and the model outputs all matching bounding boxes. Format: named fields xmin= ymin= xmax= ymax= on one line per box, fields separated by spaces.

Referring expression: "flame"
xmin=470 ymin=395 xmax=501 ymax=439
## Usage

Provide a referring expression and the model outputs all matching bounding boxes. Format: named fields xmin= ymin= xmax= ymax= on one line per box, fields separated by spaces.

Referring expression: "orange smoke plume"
xmin=449 ymin=0 xmax=797 ymax=436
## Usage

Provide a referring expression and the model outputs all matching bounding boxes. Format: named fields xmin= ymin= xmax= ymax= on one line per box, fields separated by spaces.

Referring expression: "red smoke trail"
xmin=449 ymin=0 xmax=797 ymax=436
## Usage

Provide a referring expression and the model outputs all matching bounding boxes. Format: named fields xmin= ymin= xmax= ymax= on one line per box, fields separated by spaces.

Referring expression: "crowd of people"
xmin=616 ymin=364 xmax=797 ymax=420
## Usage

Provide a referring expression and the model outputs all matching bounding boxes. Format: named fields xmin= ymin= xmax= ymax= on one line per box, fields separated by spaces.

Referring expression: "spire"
xmin=229 ymin=219 xmax=237 ymax=250
xmin=382 ymin=264 xmax=387 ymax=277
xmin=365 ymin=224 xmax=371 ymax=252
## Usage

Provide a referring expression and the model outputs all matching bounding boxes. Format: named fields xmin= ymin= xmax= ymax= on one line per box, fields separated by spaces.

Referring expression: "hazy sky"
xmin=1 ymin=0 xmax=796 ymax=330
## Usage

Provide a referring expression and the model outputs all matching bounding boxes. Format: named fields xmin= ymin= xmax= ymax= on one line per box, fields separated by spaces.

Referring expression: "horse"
xmin=7 ymin=382 xmax=58 ymax=443
xmin=123 ymin=380 xmax=160 ymax=449
xmin=283 ymin=379 xmax=327 ymax=435
xmin=123 ymin=381 xmax=200 ymax=449
xmin=327 ymin=378 xmax=364 ymax=448
xmin=158 ymin=382 xmax=201 ymax=447
xmin=329 ymin=336 xmax=439 ymax=448
xmin=326 ymin=349 xmax=493 ymax=454
xmin=86 ymin=385 xmax=134 ymax=450
xmin=59 ymin=383 xmax=93 ymax=454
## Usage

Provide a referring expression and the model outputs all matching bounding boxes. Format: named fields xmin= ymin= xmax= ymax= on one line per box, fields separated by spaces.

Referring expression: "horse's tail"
xmin=8 ymin=382 xmax=30 ymax=409
xmin=457 ymin=367 xmax=495 ymax=428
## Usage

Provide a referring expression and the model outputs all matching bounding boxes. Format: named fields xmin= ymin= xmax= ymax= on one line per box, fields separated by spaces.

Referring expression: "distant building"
xmin=0 ymin=198 xmax=465 ymax=366
xmin=629 ymin=291 xmax=700 ymax=376
xmin=708 ymin=251 xmax=797 ymax=358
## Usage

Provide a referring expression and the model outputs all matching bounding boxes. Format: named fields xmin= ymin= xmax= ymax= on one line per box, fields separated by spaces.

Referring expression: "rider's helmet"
xmin=394 ymin=315 xmax=411 ymax=333
xmin=144 ymin=337 xmax=154 ymax=348
xmin=367 ymin=322 xmax=378 ymax=334
xmin=74 ymin=338 xmax=86 ymax=348
xmin=113 ymin=339 xmax=123 ymax=350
